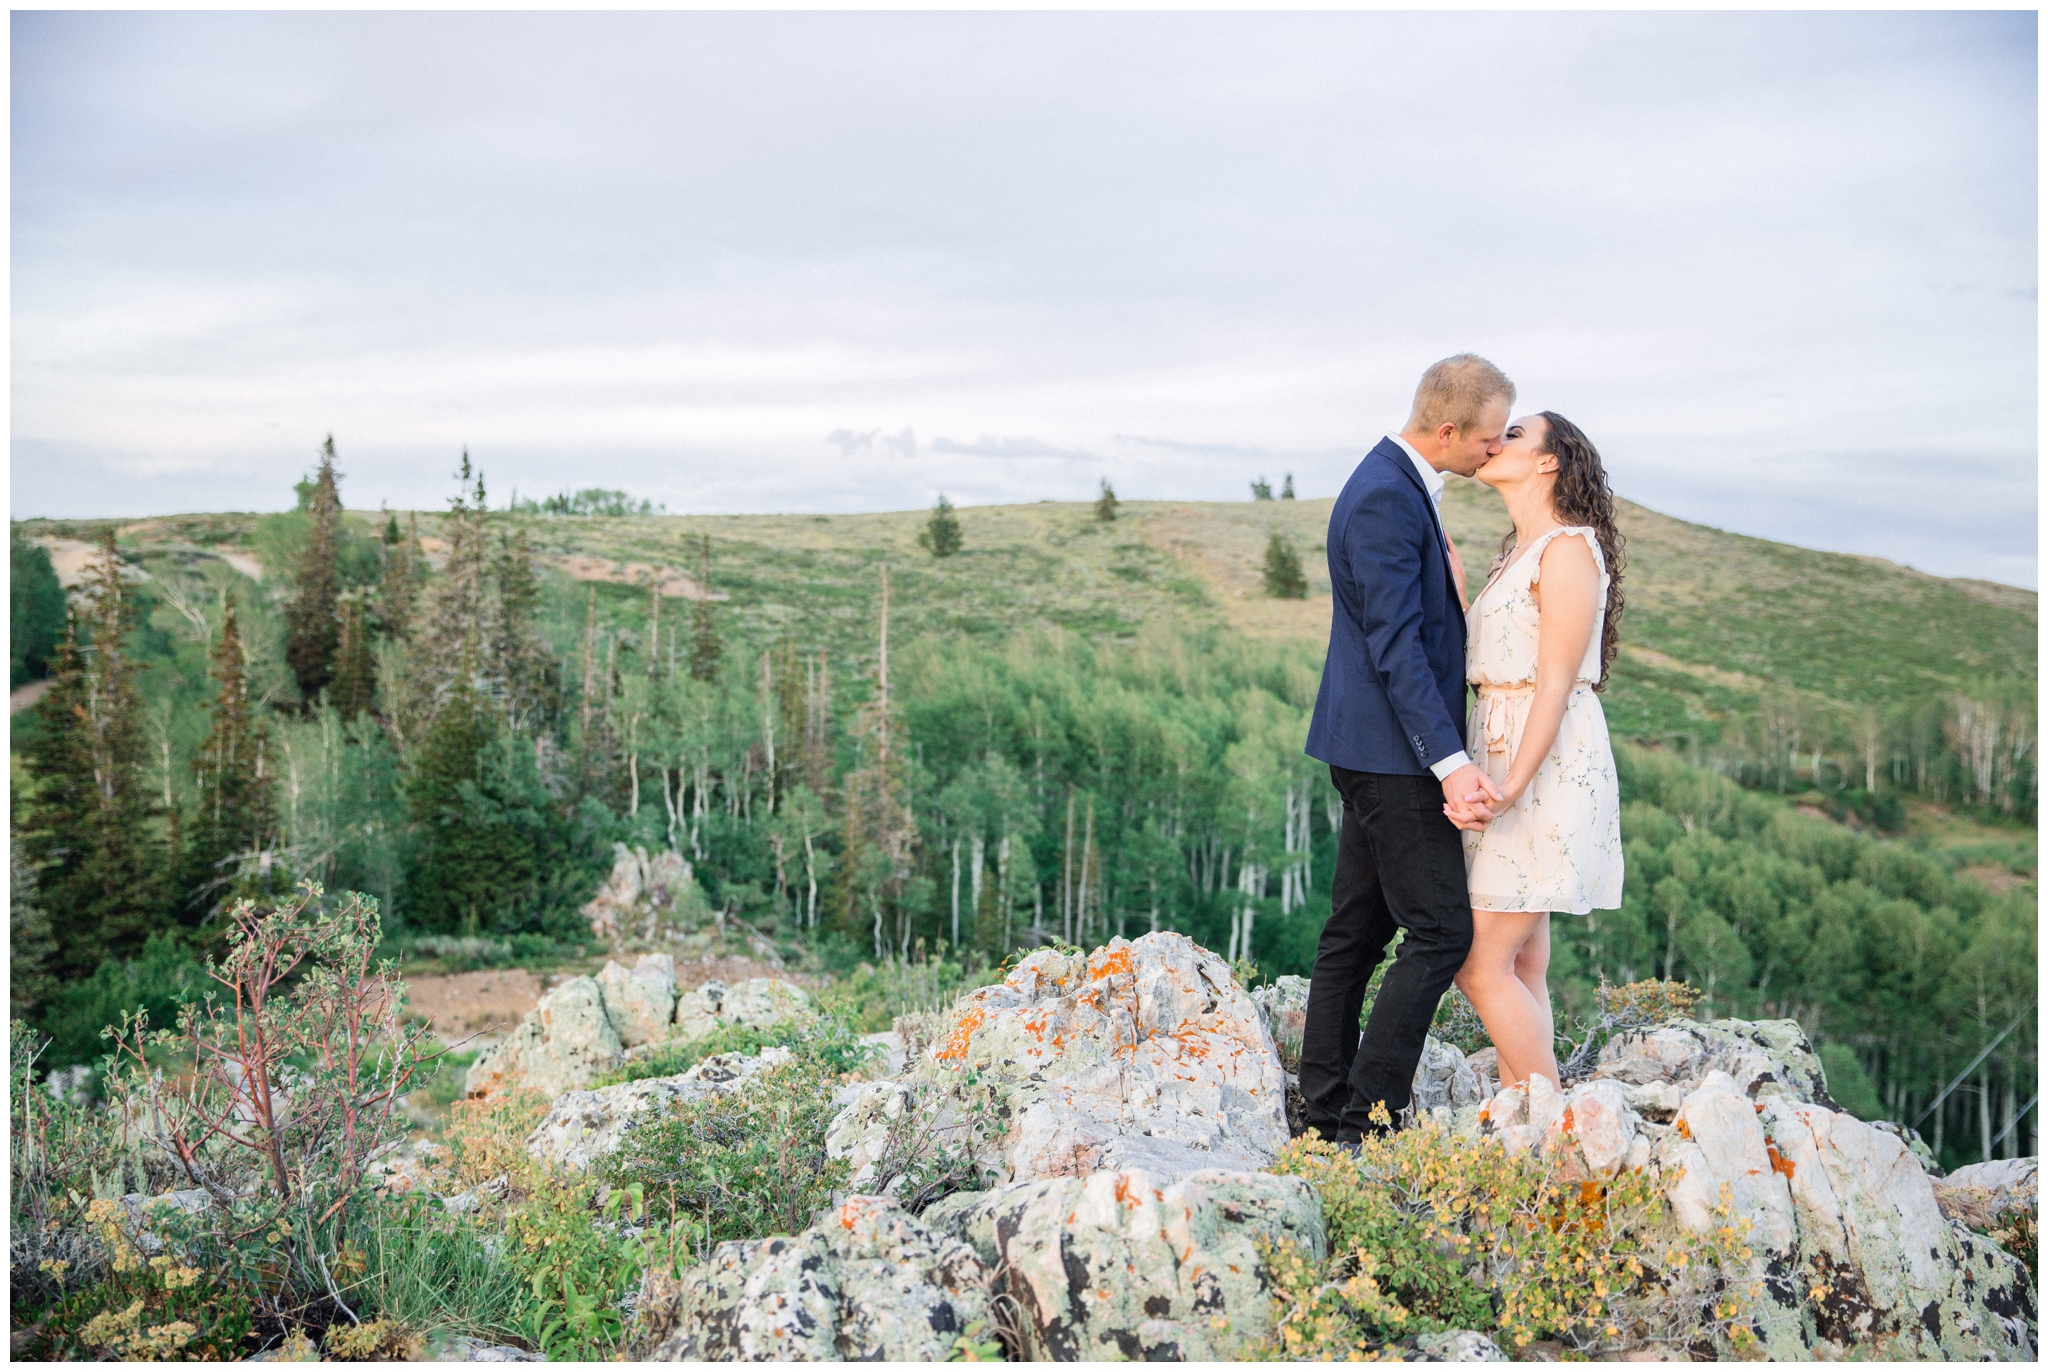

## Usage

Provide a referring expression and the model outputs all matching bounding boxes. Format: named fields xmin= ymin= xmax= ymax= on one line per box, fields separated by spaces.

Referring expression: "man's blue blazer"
xmin=1304 ymin=438 xmax=1473 ymax=776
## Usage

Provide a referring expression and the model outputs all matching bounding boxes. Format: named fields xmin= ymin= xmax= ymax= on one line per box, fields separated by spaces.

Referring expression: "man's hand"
xmin=1441 ymin=763 xmax=1502 ymax=833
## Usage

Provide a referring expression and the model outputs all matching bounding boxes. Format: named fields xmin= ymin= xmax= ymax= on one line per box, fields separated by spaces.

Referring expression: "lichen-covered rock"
xmin=525 ymin=1047 xmax=792 ymax=1170
xmin=922 ymin=1167 xmax=1323 ymax=1361
xmin=637 ymin=1195 xmax=992 ymax=1361
xmin=1250 ymin=974 xmax=1309 ymax=1071
xmin=1411 ymin=1329 xmax=1510 ymax=1362
xmin=1871 ymin=1121 xmax=1943 ymax=1177
xmin=1644 ymin=1070 xmax=2035 ymax=1359
xmin=905 ymin=933 xmax=1287 ymax=1183
xmin=1474 ymin=1076 xmax=1635 ymax=1179
xmin=1934 ymin=1157 xmax=2038 ymax=1230
xmin=597 ymin=954 xmax=679 ymax=1048
xmin=1592 ymin=1017 xmax=1832 ymax=1107
xmin=465 ymin=976 xmax=623 ymax=1099
xmin=670 ymin=976 xmax=815 ymax=1045
xmin=1412 ymin=1034 xmax=1483 ymax=1115
xmin=582 ymin=842 xmax=702 ymax=942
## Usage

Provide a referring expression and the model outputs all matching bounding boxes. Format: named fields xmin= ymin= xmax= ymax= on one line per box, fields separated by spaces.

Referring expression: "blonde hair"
xmin=1405 ymin=353 xmax=1516 ymax=435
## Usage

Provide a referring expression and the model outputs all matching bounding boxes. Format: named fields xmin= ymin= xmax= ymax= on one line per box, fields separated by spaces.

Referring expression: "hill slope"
xmin=19 ymin=487 xmax=2037 ymax=769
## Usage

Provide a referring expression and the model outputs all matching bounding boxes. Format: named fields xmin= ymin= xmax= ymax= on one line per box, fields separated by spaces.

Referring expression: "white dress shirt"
xmin=1388 ymin=434 xmax=1473 ymax=782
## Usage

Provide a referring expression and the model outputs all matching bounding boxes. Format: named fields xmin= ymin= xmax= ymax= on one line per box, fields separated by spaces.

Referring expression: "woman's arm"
xmin=1500 ymin=533 xmax=1601 ymax=806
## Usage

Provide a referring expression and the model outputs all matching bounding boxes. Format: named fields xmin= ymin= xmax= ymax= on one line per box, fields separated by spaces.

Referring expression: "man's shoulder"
xmin=1335 ymin=443 xmax=1428 ymax=519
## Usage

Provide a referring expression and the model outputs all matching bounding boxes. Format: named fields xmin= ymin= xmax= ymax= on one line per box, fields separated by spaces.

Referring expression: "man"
xmin=1300 ymin=353 xmax=1512 ymax=1145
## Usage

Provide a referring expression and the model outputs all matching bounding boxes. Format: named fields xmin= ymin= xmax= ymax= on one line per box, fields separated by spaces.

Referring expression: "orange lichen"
xmin=1559 ymin=1106 xmax=1576 ymax=1137
xmin=1676 ymin=1118 xmax=1693 ymax=1140
xmin=1767 ymin=1144 xmax=1796 ymax=1179
xmin=932 ymin=1008 xmax=987 ymax=1062
xmin=1091 ymin=946 xmax=1135 ymax=980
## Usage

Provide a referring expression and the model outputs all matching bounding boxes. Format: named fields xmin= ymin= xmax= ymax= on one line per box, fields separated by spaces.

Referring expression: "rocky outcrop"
xmin=1591 ymin=1016 xmax=1832 ymax=1107
xmin=863 ymin=933 xmax=1287 ymax=1185
xmin=465 ymin=977 xmax=623 ymax=1099
xmin=525 ymin=1048 xmax=793 ymax=1171
xmin=637 ymin=1195 xmax=993 ymax=1361
xmin=1933 ymin=1157 xmax=2039 ymax=1231
xmin=597 ymin=954 xmax=678 ymax=1048
xmin=671 ymin=977 xmax=815 ymax=1044
xmin=1412 ymin=1035 xmax=1485 ymax=1116
xmin=1474 ymin=1034 xmax=2035 ymax=1360
xmin=922 ymin=1167 xmax=1323 ymax=1361
xmin=582 ymin=843 xmax=700 ymax=942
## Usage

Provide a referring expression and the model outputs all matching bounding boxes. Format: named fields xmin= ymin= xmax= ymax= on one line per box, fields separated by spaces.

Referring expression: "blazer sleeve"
xmin=1344 ymin=493 xmax=1467 ymax=772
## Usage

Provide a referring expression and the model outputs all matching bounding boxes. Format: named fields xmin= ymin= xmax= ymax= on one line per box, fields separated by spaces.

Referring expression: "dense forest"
xmin=8 ymin=445 xmax=2037 ymax=1172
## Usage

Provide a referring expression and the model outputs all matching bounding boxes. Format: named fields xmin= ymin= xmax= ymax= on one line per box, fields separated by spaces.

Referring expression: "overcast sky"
xmin=12 ymin=10 xmax=2038 ymax=586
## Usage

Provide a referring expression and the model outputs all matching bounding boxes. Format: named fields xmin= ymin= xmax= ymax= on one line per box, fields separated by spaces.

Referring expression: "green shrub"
xmin=596 ymin=1014 xmax=874 ymax=1088
xmin=602 ymin=1057 xmax=850 ymax=1246
xmin=815 ymin=953 xmax=1002 ymax=1034
xmin=1260 ymin=1124 xmax=1762 ymax=1359
xmin=505 ymin=1180 xmax=660 ymax=1361
xmin=34 ymin=933 xmax=205 ymax=1071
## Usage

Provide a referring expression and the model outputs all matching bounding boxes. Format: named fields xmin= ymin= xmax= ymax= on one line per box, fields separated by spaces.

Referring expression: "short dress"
xmin=1461 ymin=526 xmax=1624 ymax=915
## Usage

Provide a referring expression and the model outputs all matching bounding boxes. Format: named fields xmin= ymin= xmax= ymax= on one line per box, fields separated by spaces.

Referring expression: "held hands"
xmin=1441 ymin=763 xmax=1505 ymax=833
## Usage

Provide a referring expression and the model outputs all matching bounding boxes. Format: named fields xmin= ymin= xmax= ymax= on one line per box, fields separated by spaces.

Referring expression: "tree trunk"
xmin=951 ymin=837 xmax=962 ymax=949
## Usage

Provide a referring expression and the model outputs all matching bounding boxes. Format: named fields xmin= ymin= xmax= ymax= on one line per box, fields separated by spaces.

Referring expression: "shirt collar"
xmin=1389 ymin=434 xmax=1445 ymax=505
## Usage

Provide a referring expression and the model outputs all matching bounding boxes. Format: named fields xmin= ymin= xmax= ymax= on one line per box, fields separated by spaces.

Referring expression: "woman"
xmin=1448 ymin=412 xmax=1625 ymax=1091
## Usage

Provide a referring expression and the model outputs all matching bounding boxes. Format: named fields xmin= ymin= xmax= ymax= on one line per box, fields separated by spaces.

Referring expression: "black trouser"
xmin=1299 ymin=765 xmax=1474 ymax=1141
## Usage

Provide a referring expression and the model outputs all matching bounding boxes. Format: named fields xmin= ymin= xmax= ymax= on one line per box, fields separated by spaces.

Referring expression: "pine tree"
xmin=11 ymin=530 xmax=66 ymax=687
xmin=492 ymin=527 xmax=555 ymax=732
xmin=1095 ymin=479 xmax=1120 ymax=523
xmin=181 ymin=593 xmax=279 ymax=920
xmin=404 ymin=639 xmax=541 ymax=932
xmin=390 ymin=455 xmax=492 ymax=746
xmin=1280 ymin=474 xmax=1296 ymax=500
xmin=378 ymin=511 xmax=421 ymax=640
xmin=689 ymin=535 xmax=722 ymax=682
xmin=917 ymin=494 xmax=963 ymax=556
xmin=330 ymin=598 xmax=377 ymax=719
xmin=1263 ymin=532 xmax=1309 ymax=599
xmin=285 ymin=435 xmax=345 ymax=707
xmin=1250 ymin=476 xmax=1275 ymax=501
xmin=18 ymin=533 xmax=167 ymax=979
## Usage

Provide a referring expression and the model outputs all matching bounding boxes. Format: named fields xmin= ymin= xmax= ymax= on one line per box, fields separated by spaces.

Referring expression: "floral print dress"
xmin=1462 ymin=527 xmax=1624 ymax=915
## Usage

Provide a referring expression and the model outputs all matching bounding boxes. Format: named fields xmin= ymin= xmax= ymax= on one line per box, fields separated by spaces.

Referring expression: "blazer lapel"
xmin=1377 ymin=443 xmax=1460 ymax=592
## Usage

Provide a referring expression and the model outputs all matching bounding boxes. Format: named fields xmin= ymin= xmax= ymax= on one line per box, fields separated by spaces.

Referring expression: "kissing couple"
xmin=1301 ymin=353 xmax=1625 ymax=1146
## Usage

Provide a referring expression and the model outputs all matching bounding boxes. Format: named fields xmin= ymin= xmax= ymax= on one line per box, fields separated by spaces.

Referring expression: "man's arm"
xmin=1345 ymin=496 xmax=1500 ymax=826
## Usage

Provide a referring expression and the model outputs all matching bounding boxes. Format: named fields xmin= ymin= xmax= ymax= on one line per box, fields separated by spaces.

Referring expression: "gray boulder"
xmin=597 ymin=954 xmax=678 ymax=1048
xmin=1411 ymin=1329 xmax=1510 ymax=1362
xmin=465 ymin=976 xmax=623 ymax=1099
xmin=637 ymin=1195 xmax=992 ymax=1361
xmin=868 ymin=934 xmax=1289 ymax=1184
xmin=671 ymin=976 xmax=815 ymax=1044
xmin=525 ymin=1047 xmax=793 ymax=1171
xmin=1592 ymin=1017 xmax=1832 ymax=1106
xmin=1250 ymin=974 xmax=1308 ymax=1071
xmin=1411 ymin=1034 xmax=1484 ymax=1115
xmin=922 ymin=1166 xmax=1323 ymax=1361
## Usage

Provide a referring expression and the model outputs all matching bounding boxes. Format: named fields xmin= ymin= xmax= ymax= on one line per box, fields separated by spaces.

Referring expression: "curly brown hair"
xmin=1489 ymin=412 xmax=1626 ymax=689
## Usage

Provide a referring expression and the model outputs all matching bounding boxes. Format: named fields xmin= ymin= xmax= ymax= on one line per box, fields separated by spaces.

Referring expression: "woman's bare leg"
xmin=1454 ymin=910 xmax=1562 ymax=1090
xmin=1512 ymin=914 xmax=1556 ymax=1075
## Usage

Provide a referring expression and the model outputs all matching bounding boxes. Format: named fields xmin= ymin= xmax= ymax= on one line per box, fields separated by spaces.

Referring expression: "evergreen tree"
xmin=390 ymin=455 xmax=492 ymax=746
xmin=917 ymin=494 xmax=963 ymax=557
xmin=1095 ymin=479 xmax=1120 ymax=523
xmin=1280 ymin=474 xmax=1296 ymax=500
xmin=330 ymin=597 xmax=377 ymax=719
xmin=1262 ymin=532 xmax=1308 ymax=599
xmin=1250 ymin=476 xmax=1275 ymax=501
xmin=403 ymin=640 xmax=543 ymax=932
xmin=181 ymin=593 xmax=279 ymax=920
xmin=378 ymin=511 xmax=421 ymax=640
xmin=18 ymin=533 xmax=167 ymax=979
xmin=493 ymin=527 xmax=556 ymax=732
xmin=11 ymin=530 xmax=66 ymax=687
xmin=689 ymin=535 xmax=723 ymax=682
xmin=10 ymin=849 xmax=58 ymax=1022
xmin=285 ymin=435 xmax=344 ymax=706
